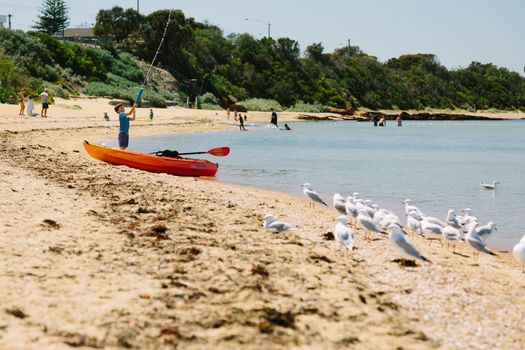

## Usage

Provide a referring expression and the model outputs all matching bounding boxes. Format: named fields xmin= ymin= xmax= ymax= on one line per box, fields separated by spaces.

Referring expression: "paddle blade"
xmin=207 ymin=147 xmax=230 ymax=157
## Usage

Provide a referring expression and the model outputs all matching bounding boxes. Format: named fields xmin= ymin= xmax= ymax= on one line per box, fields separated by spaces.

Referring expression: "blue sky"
xmin=1 ymin=0 xmax=523 ymax=74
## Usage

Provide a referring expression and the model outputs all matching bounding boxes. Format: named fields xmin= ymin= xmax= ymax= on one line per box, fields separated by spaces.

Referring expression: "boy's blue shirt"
xmin=119 ymin=112 xmax=130 ymax=133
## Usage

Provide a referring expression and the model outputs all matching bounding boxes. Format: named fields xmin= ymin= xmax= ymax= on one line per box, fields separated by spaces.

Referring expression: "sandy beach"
xmin=1 ymin=98 xmax=524 ymax=350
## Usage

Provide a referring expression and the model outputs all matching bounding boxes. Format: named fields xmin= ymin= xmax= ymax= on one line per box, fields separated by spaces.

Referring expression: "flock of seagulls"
xmin=262 ymin=182 xmax=524 ymax=271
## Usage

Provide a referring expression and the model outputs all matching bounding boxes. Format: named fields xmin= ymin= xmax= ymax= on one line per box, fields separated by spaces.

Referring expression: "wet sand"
xmin=0 ymin=99 xmax=524 ymax=349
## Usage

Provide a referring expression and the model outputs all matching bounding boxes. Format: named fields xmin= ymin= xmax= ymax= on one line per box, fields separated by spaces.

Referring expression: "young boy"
xmin=26 ymin=96 xmax=35 ymax=117
xmin=114 ymin=103 xmax=136 ymax=149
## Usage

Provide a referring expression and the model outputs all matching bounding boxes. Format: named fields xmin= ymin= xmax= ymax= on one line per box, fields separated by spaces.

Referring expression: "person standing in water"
xmin=372 ymin=115 xmax=379 ymax=127
xmin=270 ymin=108 xmax=278 ymax=127
xmin=114 ymin=103 xmax=137 ymax=149
xmin=239 ymin=114 xmax=247 ymax=131
xmin=149 ymin=108 xmax=154 ymax=121
xmin=396 ymin=113 xmax=403 ymax=127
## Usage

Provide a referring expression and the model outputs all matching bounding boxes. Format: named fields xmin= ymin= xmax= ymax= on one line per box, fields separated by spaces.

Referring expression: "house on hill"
xmin=57 ymin=28 xmax=97 ymax=43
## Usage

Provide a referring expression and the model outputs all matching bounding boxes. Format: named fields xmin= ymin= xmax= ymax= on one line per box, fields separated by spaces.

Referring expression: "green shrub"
xmin=40 ymin=82 xmax=70 ymax=99
xmin=287 ymin=100 xmax=325 ymax=113
xmin=238 ymin=98 xmax=283 ymax=111
xmin=84 ymin=81 xmax=167 ymax=107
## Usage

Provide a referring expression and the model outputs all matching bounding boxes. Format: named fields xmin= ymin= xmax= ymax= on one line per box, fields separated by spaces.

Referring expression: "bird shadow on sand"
xmin=452 ymin=252 xmax=470 ymax=258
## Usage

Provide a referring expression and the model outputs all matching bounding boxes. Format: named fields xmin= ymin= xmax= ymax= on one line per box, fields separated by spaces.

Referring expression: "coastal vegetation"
xmin=1 ymin=6 xmax=525 ymax=111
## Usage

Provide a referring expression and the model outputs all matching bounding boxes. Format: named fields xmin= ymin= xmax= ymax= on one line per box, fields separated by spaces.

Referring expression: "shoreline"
xmin=1 ymin=98 xmax=524 ymax=349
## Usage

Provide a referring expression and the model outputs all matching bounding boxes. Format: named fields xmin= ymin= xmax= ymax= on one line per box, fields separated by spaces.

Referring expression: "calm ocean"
xmin=118 ymin=120 xmax=525 ymax=250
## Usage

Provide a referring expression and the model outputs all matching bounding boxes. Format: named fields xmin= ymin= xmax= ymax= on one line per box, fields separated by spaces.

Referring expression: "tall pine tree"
xmin=33 ymin=0 xmax=70 ymax=36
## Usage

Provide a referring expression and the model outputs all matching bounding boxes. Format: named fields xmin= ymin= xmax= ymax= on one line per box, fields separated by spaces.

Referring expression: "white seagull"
xmin=263 ymin=214 xmax=296 ymax=233
xmin=387 ymin=224 xmax=430 ymax=263
xmin=402 ymin=199 xmax=424 ymax=216
xmin=480 ymin=180 xmax=500 ymax=190
xmin=512 ymin=235 xmax=525 ymax=272
xmin=475 ymin=221 xmax=497 ymax=242
xmin=445 ymin=209 xmax=461 ymax=229
xmin=334 ymin=216 xmax=356 ymax=254
xmin=302 ymin=183 xmax=327 ymax=208
xmin=465 ymin=224 xmax=497 ymax=261
xmin=407 ymin=212 xmax=423 ymax=236
xmin=442 ymin=225 xmax=462 ymax=252
xmin=357 ymin=209 xmax=387 ymax=240
xmin=345 ymin=196 xmax=359 ymax=225
xmin=333 ymin=193 xmax=347 ymax=215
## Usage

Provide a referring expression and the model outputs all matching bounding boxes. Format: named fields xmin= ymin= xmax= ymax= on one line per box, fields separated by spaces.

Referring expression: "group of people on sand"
xmin=14 ymin=88 xmax=50 ymax=118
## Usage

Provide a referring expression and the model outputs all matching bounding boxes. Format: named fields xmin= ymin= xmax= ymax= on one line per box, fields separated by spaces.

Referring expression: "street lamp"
xmin=245 ymin=18 xmax=271 ymax=38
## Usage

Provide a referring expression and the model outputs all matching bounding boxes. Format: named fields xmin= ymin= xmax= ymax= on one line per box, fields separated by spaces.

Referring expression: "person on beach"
xmin=284 ymin=123 xmax=292 ymax=131
xmin=379 ymin=116 xmax=386 ymax=127
xmin=40 ymin=88 xmax=49 ymax=118
xmin=396 ymin=113 xmax=403 ymax=127
xmin=149 ymin=108 xmax=154 ymax=121
xmin=226 ymin=108 xmax=231 ymax=120
xmin=103 ymin=112 xmax=110 ymax=121
xmin=239 ymin=114 xmax=247 ymax=131
xmin=270 ymin=108 xmax=278 ymax=127
xmin=26 ymin=96 xmax=35 ymax=116
xmin=18 ymin=89 xmax=25 ymax=116
xmin=7 ymin=95 xmax=15 ymax=104
xmin=115 ymin=103 xmax=137 ymax=149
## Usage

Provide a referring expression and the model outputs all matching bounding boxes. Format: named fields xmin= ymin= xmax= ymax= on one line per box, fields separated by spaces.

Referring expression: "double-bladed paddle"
xmin=150 ymin=146 xmax=230 ymax=158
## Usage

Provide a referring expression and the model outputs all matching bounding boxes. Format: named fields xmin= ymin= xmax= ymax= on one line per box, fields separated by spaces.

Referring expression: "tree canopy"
xmin=33 ymin=0 xmax=70 ymax=36
xmin=89 ymin=7 xmax=525 ymax=110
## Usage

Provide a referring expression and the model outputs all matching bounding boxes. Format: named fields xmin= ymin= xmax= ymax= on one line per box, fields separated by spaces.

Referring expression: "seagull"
xmin=302 ymin=183 xmax=327 ymax=208
xmin=421 ymin=215 xmax=445 ymax=228
xmin=378 ymin=213 xmax=402 ymax=230
xmin=459 ymin=208 xmax=478 ymax=233
xmin=333 ymin=193 xmax=347 ymax=215
xmin=465 ymin=224 xmax=497 ymax=261
xmin=387 ymin=224 xmax=430 ymax=263
xmin=345 ymin=196 xmax=359 ymax=225
xmin=263 ymin=214 xmax=296 ymax=233
xmin=357 ymin=209 xmax=387 ymax=240
xmin=445 ymin=209 xmax=462 ymax=229
xmin=513 ymin=235 xmax=525 ymax=272
xmin=402 ymin=199 xmax=424 ymax=216
xmin=407 ymin=212 xmax=423 ymax=236
xmin=475 ymin=221 xmax=497 ymax=242
xmin=421 ymin=220 xmax=444 ymax=246
xmin=421 ymin=220 xmax=444 ymax=236
xmin=442 ymin=225 xmax=462 ymax=252
xmin=480 ymin=180 xmax=500 ymax=190
xmin=334 ymin=216 xmax=356 ymax=254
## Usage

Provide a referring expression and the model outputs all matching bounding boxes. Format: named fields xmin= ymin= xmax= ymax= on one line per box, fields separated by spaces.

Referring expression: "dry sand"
xmin=0 ymin=98 xmax=524 ymax=349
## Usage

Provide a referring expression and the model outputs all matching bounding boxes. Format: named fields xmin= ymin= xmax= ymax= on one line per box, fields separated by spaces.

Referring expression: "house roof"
xmin=63 ymin=28 xmax=94 ymax=38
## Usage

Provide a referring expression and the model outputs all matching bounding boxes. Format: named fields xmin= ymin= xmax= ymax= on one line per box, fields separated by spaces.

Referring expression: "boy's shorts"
xmin=42 ymin=102 xmax=49 ymax=109
xmin=118 ymin=132 xmax=129 ymax=148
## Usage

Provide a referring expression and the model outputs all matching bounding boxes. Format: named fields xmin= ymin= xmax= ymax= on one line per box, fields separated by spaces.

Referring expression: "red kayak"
xmin=83 ymin=141 xmax=219 ymax=177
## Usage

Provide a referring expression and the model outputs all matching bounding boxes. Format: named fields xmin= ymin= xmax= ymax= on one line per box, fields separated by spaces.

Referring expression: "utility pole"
xmin=137 ymin=0 xmax=139 ymax=13
xmin=267 ymin=22 xmax=271 ymax=39
xmin=8 ymin=14 xmax=12 ymax=30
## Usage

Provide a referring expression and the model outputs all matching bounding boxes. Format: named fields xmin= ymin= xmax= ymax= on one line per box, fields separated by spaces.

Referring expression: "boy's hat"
xmin=114 ymin=103 xmax=123 ymax=113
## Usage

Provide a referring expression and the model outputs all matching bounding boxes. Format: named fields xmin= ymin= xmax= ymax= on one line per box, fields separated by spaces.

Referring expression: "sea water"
xmin=125 ymin=120 xmax=525 ymax=250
